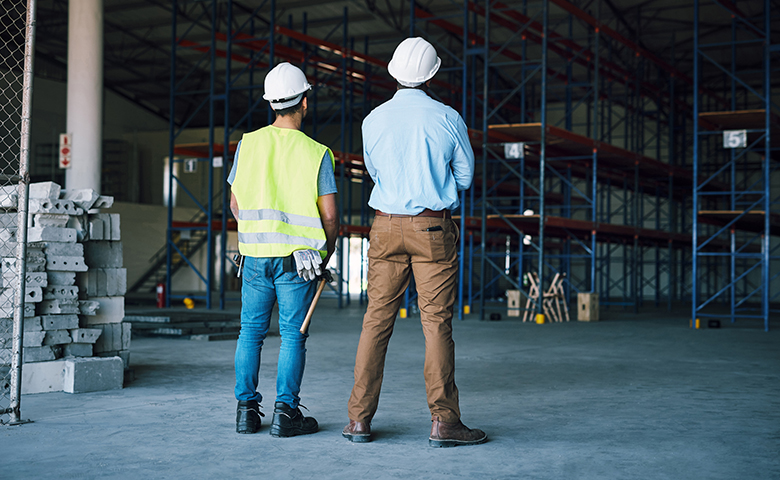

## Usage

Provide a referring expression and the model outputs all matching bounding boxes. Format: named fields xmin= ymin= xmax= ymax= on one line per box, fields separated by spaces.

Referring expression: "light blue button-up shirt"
xmin=362 ymin=89 xmax=474 ymax=215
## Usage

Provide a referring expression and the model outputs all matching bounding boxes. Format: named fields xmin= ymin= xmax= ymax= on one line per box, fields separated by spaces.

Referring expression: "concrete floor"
xmin=2 ymin=300 xmax=779 ymax=479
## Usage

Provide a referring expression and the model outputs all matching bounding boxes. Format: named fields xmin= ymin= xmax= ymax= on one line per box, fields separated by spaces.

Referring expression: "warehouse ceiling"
xmin=32 ymin=0 xmax=779 ymax=129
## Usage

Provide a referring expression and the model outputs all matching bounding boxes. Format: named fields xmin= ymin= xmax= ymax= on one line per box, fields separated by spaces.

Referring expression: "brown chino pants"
xmin=347 ymin=214 xmax=461 ymax=424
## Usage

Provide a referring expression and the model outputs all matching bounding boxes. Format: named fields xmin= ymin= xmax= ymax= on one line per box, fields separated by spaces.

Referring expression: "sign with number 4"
xmin=504 ymin=142 xmax=524 ymax=159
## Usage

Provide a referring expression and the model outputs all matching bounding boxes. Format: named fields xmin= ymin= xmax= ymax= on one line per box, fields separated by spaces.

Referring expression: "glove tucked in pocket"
xmin=292 ymin=250 xmax=323 ymax=281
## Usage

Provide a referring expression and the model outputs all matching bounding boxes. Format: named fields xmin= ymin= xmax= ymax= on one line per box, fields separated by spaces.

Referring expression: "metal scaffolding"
xmin=417 ymin=0 xmax=696 ymax=320
xmin=692 ymin=0 xmax=779 ymax=331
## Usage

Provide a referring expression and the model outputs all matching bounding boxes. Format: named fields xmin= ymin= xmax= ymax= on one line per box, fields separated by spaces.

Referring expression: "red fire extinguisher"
xmin=156 ymin=283 xmax=165 ymax=309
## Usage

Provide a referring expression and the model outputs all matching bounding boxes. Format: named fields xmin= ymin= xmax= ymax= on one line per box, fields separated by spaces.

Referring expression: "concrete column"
xmin=66 ymin=0 xmax=103 ymax=192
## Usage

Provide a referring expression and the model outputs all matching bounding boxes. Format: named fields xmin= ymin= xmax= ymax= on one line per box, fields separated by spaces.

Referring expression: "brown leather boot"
xmin=342 ymin=420 xmax=372 ymax=443
xmin=429 ymin=418 xmax=487 ymax=447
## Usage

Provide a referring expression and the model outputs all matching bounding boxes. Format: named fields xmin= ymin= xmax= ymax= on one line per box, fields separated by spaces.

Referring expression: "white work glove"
xmin=293 ymin=249 xmax=323 ymax=281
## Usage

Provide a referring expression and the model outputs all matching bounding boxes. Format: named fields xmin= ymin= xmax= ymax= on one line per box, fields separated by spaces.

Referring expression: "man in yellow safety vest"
xmin=228 ymin=62 xmax=339 ymax=437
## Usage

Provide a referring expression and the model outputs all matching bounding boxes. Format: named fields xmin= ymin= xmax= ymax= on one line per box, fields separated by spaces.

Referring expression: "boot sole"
xmin=236 ymin=423 xmax=260 ymax=434
xmin=342 ymin=432 xmax=372 ymax=443
xmin=429 ymin=435 xmax=488 ymax=448
xmin=269 ymin=425 xmax=319 ymax=437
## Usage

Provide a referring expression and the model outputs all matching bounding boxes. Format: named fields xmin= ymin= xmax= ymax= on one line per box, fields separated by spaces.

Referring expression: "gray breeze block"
xmin=63 ymin=356 xmax=123 ymax=393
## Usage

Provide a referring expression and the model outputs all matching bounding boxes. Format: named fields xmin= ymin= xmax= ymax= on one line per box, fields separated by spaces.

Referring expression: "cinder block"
xmin=63 ymin=356 xmax=123 ymax=393
xmin=88 ymin=216 xmax=104 ymax=240
xmin=96 ymin=350 xmax=130 ymax=369
xmin=0 ymin=286 xmax=42 ymax=305
xmin=83 ymin=297 xmax=124 ymax=325
xmin=21 ymin=359 xmax=65 ymax=394
xmin=25 ymin=287 xmax=43 ymax=303
xmin=78 ymin=300 xmax=99 ymax=316
xmin=79 ymin=268 xmax=127 ymax=297
xmin=0 ymin=185 xmax=18 ymax=208
xmin=70 ymin=328 xmax=101 ymax=344
xmin=24 ymin=316 xmax=42 ymax=331
xmin=33 ymin=214 xmax=70 ymax=228
xmin=43 ymin=329 xmax=72 ymax=346
xmin=106 ymin=269 xmax=126 ymax=296
xmin=38 ymin=299 xmax=80 ymax=315
xmin=29 ymin=181 xmax=61 ymax=200
xmin=60 ymin=189 xmax=99 ymax=211
xmin=41 ymin=314 xmax=79 ymax=330
xmin=28 ymin=198 xmax=82 ymax=216
xmin=23 ymin=345 xmax=58 ymax=363
xmin=27 ymin=226 xmax=77 ymax=243
xmin=63 ymin=343 xmax=92 ymax=357
xmin=121 ymin=322 xmax=132 ymax=350
xmin=46 ymin=256 xmax=88 ymax=272
xmin=42 ymin=242 xmax=83 ymax=257
xmin=93 ymin=323 xmax=110 ymax=352
xmin=92 ymin=323 xmax=124 ymax=353
xmin=48 ymin=272 xmax=76 ymax=286
xmin=43 ymin=285 xmax=79 ymax=300
xmin=22 ymin=272 xmax=48 ymax=288
xmin=108 ymin=214 xmax=121 ymax=241
xmin=91 ymin=196 xmax=114 ymax=210
xmin=24 ymin=303 xmax=35 ymax=317
xmin=89 ymin=214 xmax=121 ymax=241
xmin=22 ymin=330 xmax=46 ymax=347
xmin=84 ymin=241 xmax=123 ymax=268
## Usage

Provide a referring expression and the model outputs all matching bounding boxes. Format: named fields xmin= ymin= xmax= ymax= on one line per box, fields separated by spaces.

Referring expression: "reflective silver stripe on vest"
xmin=238 ymin=208 xmax=323 ymax=229
xmin=238 ymin=232 xmax=326 ymax=251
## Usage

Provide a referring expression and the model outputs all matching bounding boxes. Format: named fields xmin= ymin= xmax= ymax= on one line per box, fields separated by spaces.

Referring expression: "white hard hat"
xmin=387 ymin=37 xmax=441 ymax=87
xmin=263 ymin=62 xmax=312 ymax=110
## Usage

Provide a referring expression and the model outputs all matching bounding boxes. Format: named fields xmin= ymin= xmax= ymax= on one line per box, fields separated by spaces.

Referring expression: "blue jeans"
xmin=234 ymin=256 xmax=316 ymax=408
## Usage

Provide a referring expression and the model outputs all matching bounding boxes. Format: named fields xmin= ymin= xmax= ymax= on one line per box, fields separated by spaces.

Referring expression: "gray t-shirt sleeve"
xmin=317 ymin=151 xmax=337 ymax=196
xmin=228 ymin=141 xmax=336 ymax=197
xmin=227 ymin=140 xmax=240 ymax=185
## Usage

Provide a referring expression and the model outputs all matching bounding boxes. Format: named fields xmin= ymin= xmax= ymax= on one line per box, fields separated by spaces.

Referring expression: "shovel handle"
xmin=300 ymin=278 xmax=327 ymax=334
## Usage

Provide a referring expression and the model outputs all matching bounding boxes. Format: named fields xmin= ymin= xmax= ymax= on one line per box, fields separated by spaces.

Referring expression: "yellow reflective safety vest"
xmin=232 ymin=125 xmax=334 ymax=258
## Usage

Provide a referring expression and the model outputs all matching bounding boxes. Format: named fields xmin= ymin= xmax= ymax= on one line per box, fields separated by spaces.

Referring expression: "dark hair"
xmin=274 ymin=95 xmax=306 ymax=117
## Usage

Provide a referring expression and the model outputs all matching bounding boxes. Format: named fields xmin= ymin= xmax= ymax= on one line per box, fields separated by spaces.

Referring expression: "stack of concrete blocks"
xmin=76 ymin=199 xmax=131 ymax=370
xmin=0 ymin=182 xmax=127 ymax=394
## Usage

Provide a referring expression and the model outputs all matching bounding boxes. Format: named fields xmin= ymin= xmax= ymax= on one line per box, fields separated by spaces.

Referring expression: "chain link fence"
xmin=1 ymin=0 xmax=35 ymax=425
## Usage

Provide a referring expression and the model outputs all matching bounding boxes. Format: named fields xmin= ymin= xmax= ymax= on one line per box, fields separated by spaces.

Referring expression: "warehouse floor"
xmin=3 ymin=300 xmax=779 ymax=479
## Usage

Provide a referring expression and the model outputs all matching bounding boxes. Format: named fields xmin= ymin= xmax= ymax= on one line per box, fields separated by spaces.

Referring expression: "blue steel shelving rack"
xmin=421 ymin=0 xmax=692 ymax=319
xmin=692 ymin=0 xmax=779 ymax=331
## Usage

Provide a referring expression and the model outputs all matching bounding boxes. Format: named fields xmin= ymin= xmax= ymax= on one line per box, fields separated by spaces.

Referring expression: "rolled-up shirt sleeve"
xmin=451 ymin=115 xmax=475 ymax=192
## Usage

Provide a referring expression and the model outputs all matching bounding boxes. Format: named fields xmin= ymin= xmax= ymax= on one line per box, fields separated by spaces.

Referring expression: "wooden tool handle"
xmin=300 ymin=279 xmax=327 ymax=334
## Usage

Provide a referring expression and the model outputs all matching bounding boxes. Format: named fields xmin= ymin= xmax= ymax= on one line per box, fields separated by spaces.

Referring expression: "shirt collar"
xmin=393 ymin=88 xmax=429 ymax=99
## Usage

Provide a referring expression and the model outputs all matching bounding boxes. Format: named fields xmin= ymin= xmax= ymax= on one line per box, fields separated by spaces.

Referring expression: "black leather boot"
xmin=269 ymin=401 xmax=318 ymax=437
xmin=236 ymin=400 xmax=263 ymax=434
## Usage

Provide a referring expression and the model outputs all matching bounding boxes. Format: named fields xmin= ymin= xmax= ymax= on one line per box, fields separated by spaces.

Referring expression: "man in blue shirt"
xmin=343 ymin=37 xmax=485 ymax=447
